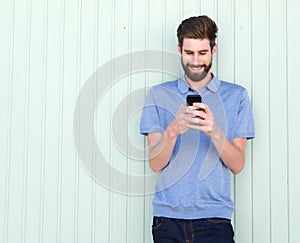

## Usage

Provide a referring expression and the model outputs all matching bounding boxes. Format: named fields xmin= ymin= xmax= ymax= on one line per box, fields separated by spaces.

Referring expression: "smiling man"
xmin=140 ymin=15 xmax=255 ymax=243
xmin=180 ymin=39 xmax=214 ymax=83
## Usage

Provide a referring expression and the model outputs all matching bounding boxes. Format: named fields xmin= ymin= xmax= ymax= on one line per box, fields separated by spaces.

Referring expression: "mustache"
xmin=187 ymin=63 xmax=207 ymax=69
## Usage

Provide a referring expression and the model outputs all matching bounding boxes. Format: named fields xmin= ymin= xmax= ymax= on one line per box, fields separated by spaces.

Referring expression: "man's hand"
xmin=148 ymin=103 xmax=196 ymax=173
xmin=184 ymin=102 xmax=247 ymax=175
xmin=168 ymin=104 xmax=196 ymax=137
xmin=184 ymin=102 xmax=220 ymax=139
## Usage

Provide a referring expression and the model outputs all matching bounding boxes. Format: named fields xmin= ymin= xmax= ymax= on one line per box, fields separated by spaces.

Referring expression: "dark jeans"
xmin=152 ymin=216 xmax=235 ymax=243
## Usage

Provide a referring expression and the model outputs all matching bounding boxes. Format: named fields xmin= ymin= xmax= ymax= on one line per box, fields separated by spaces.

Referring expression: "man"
xmin=140 ymin=15 xmax=255 ymax=243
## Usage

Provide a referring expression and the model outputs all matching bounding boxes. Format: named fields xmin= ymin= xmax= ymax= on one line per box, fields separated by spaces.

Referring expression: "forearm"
xmin=211 ymin=127 xmax=246 ymax=174
xmin=148 ymin=124 xmax=179 ymax=173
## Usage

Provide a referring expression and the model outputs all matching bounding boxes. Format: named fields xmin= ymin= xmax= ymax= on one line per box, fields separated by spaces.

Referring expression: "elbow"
xmin=149 ymin=158 xmax=169 ymax=173
xmin=149 ymin=163 xmax=162 ymax=173
xmin=149 ymin=159 xmax=162 ymax=173
xmin=232 ymin=167 xmax=243 ymax=175
xmin=231 ymin=160 xmax=245 ymax=175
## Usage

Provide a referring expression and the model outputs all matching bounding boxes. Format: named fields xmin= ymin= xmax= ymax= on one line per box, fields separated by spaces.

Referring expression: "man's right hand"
xmin=147 ymin=104 xmax=195 ymax=173
xmin=168 ymin=104 xmax=194 ymax=137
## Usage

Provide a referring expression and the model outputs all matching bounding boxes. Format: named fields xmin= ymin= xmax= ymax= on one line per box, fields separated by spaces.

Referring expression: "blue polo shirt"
xmin=140 ymin=75 xmax=255 ymax=220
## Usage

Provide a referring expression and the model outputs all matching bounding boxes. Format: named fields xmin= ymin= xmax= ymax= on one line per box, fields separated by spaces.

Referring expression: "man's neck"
xmin=185 ymin=72 xmax=213 ymax=91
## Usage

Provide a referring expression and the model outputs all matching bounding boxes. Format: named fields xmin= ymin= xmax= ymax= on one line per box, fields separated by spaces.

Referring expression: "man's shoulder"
xmin=219 ymin=80 xmax=247 ymax=96
xmin=147 ymin=79 xmax=181 ymax=98
xmin=152 ymin=79 xmax=179 ymax=90
xmin=220 ymin=80 xmax=246 ymax=90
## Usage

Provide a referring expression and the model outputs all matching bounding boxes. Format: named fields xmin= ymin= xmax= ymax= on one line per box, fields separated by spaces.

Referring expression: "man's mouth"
xmin=189 ymin=65 xmax=205 ymax=71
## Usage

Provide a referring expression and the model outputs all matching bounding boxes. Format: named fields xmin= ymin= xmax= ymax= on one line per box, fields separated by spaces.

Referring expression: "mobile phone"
xmin=186 ymin=94 xmax=202 ymax=106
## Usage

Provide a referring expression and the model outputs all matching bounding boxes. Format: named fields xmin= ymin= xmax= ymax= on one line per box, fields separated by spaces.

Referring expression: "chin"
xmin=190 ymin=73 xmax=208 ymax=82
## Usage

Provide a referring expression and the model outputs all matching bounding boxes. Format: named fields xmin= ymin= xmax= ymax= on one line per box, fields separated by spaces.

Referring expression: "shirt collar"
xmin=206 ymin=74 xmax=221 ymax=93
xmin=177 ymin=76 xmax=191 ymax=94
xmin=177 ymin=73 xmax=221 ymax=94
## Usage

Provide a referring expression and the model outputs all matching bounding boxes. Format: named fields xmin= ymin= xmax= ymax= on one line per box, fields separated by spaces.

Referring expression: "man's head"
xmin=177 ymin=15 xmax=218 ymax=52
xmin=177 ymin=16 xmax=218 ymax=83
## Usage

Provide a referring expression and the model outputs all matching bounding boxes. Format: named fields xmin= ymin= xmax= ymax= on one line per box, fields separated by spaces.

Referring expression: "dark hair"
xmin=177 ymin=15 xmax=218 ymax=51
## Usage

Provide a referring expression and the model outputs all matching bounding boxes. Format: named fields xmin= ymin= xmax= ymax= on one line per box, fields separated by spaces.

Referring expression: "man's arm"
xmin=186 ymin=103 xmax=247 ymax=175
xmin=147 ymin=131 xmax=176 ymax=173
xmin=211 ymin=130 xmax=247 ymax=174
xmin=148 ymin=104 xmax=192 ymax=173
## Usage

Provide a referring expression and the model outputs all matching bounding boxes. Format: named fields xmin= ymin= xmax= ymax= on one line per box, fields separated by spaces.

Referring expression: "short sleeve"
xmin=234 ymin=89 xmax=255 ymax=139
xmin=139 ymin=87 xmax=164 ymax=136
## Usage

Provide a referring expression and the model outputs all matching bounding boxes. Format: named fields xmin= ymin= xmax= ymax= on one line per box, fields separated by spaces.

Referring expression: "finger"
xmin=178 ymin=104 xmax=189 ymax=116
xmin=200 ymin=103 xmax=212 ymax=115
xmin=185 ymin=105 xmax=203 ymax=116
xmin=185 ymin=106 xmax=196 ymax=114
xmin=184 ymin=116 xmax=202 ymax=124
xmin=186 ymin=122 xmax=212 ymax=133
xmin=186 ymin=123 xmax=203 ymax=130
xmin=197 ymin=110 xmax=207 ymax=120
xmin=192 ymin=102 xmax=204 ymax=110
xmin=179 ymin=104 xmax=186 ymax=111
xmin=185 ymin=109 xmax=207 ymax=120
xmin=195 ymin=103 xmax=214 ymax=118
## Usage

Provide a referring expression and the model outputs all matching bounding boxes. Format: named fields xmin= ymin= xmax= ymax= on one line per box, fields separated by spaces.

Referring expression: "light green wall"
xmin=0 ymin=0 xmax=299 ymax=242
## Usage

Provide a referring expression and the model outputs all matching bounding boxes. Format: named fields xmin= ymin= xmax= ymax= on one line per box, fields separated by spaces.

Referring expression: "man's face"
xmin=178 ymin=38 xmax=217 ymax=82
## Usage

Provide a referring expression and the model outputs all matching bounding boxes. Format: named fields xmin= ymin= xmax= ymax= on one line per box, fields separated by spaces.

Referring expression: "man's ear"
xmin=212 ymin=43 xmax=218 ymax=57
xmin=177 ymin=44 xmax=182 ymax=55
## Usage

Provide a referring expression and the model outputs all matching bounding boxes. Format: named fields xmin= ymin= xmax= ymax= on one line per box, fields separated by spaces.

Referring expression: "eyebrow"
xmin=183 ymin=49 xmax=209 ymax=53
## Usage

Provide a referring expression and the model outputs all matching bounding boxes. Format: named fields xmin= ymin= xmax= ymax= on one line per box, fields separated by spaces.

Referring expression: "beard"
xmin=181 ymin=58 xmax=212 ymax=82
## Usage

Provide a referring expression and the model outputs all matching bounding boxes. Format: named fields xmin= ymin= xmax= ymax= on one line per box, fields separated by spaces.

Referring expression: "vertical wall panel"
xmin=95 ymin=1 xmax=113 ymax=242
xmin=76 ymin=0 xmax=98 ymax=242
xmin=165 ymin=0 xmax=181 ymax=54
xmin=200 ymin=0 xmax=217 ymax=19
xmin=59 ymin=0 xmax=80 ymax=242
xmin=1 ymin=0 xmax=300 ymax=243
xmin=0 ymin=1 xmax=13 ymax=243
xmin=269 ymin=0 xmax=289 ymax=242
xmin=127 ymin=1 xmax=147 ymax=242
xmin=217 ymin=0 xmax=234 ymax=80
xmin=233 ymin=0 xmax=254 ymax=242
xmin=110 ymin=0 xmax=129 ymax=242
xmin=42 ymin=0 xmax=64 ymax=242
xmin=287 ymin=1 xmax=300 ymax=242
xmin=181 ymin=0 xmax=199 ymax=17
xmin=252 ymin=0 xmax=271 ymax=242
xmin=24 ymin=1 xmax=48 ymax=242
xmin=5 ymin=0 xmax=30 ymax=243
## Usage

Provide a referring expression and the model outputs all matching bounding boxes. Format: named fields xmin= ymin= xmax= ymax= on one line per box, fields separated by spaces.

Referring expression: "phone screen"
xmin=186 ymin=94 xmax=202 ymax=106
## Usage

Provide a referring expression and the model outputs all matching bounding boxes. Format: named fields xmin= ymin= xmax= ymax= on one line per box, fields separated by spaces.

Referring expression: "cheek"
xmin=182 ymin=55 xmax=192 ymax=63
xmin=203 ymin=56 xmax=213 ymax=65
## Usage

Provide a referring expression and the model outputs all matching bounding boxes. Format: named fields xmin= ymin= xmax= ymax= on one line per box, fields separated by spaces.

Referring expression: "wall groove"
xmin=21 ymin=0 xmax=32 ymax=242
xmin=3 ymin=0 xmax=16 ymax=242
xmin=74 ymin=0 xmax=82 ymax=242
xmin=56 ymin=0 xmax=66 ymax=242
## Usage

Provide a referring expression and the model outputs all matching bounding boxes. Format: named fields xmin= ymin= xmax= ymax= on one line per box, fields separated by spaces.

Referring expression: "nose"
xmin=191 ymin=53 xmax=200 ymax=66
